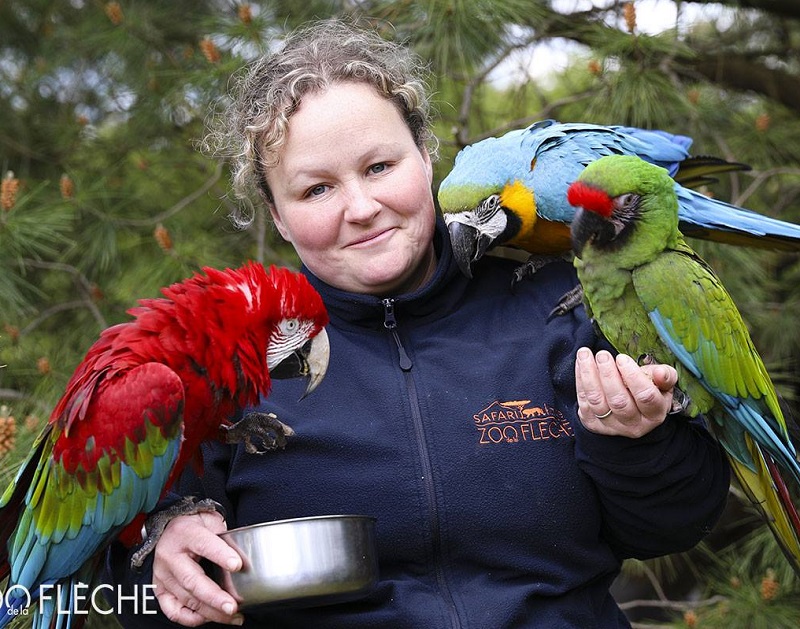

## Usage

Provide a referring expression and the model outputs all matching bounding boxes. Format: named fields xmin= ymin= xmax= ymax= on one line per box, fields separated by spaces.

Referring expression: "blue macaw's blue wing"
xmin=525 ymin=121 xmax=692 ymax=223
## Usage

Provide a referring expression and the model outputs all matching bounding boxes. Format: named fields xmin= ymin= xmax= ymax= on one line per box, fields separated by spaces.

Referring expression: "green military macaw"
xmin=565 ymin=154 xmax=800 ymax=575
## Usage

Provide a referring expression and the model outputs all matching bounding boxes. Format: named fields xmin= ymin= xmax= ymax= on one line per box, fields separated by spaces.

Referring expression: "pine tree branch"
xmin=114 ymin=161 xmax=224 ymax=227
xmin=618 ymin=594 xmax=728 ymax=612
xmin=517 ymin=3 xmax=800 ymax=116
xmin=677 ymin=54 xmax=800 ymax=114
xmin=735 ymin=167 xmax=800 ymax=208
xmin=455 ymin=32 xmax=541 ymax=147
xmin=682 ymin=0 xmax=800 ymax=21
xmin=462 ymin=91 xmax=596 ymax=146
xmin=19 ymin=301 xmax=102 ymax=338
xmin=0 ymin=389 xmax=26 ymax=401
xmin=22 ymin=260 xmax=107 ymax=330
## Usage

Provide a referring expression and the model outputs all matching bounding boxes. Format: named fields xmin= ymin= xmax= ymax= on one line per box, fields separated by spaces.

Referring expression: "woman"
xmin=108 ymin=19 xmax=729 ymax=628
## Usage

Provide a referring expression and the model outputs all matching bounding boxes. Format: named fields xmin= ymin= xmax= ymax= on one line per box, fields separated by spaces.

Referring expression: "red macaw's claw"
xmin=131 ymin=497 xmax=226 ymax=570
xmin=222 ymin=412 xmax=296 ymax=454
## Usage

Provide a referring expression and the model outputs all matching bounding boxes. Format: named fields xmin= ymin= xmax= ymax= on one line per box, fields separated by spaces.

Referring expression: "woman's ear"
xmin=422 ymin=148 xmax=433 ymax=184
xmin=268 ymin=204 xmax=292 ymax=242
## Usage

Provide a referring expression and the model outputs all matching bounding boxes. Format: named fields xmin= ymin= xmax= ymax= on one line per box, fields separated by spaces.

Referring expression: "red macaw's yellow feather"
xmin=5 ymin=364 xmax=183 ymax=589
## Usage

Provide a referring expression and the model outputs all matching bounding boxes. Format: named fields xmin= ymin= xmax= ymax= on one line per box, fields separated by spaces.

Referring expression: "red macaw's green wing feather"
xmin=0 ymin=362 xmax=184 ymax=606
xmin=632 ymin=245 xmax=797 ymax=472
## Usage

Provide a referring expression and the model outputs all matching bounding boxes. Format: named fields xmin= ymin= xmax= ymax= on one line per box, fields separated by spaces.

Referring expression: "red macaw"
xmin=0 ymin=262 xmax=329 ymax=627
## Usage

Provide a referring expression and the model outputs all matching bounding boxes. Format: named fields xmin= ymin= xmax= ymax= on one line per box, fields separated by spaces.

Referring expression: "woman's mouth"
xmin=347 ymin=227 xmax=396 ymax=248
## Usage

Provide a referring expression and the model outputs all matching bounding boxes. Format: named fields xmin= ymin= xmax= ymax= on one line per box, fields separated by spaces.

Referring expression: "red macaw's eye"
xmin=567 ymin=181 xmax=614 ymax=218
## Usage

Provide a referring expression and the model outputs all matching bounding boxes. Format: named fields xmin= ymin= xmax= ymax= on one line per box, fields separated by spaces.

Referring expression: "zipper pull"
xmin=382 ymin=298 xmax=413 ymax=371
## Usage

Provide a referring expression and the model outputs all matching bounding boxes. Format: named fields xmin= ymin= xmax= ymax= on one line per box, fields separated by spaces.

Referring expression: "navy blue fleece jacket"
xmin=108 ymin=220 xmax=729 ymax=628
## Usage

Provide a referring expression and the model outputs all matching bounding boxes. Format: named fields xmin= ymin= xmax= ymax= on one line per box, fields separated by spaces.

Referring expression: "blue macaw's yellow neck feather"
xmin=498 ymin=179 xmax=572 ymax=254
xmin=499 ymin=180 xmax=537 ymax=239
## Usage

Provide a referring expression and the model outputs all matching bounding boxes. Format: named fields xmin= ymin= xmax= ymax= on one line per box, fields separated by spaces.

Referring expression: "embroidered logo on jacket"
xmin=473 ymin=400 xmax=573 ymax=445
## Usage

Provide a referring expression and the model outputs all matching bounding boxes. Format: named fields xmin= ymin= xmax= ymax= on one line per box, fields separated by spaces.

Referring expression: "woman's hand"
xmin=152 ymin=510 xmax=244 ymax=626
xmin=575 ymin=347 xmax=678 ymax=438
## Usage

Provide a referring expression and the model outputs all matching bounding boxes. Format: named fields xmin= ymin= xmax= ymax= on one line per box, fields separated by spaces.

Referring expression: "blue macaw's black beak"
xmin=447 ymin=221 xmax=493 ymax=279
xmin=447 ymin=221 xmax=478 ymax=278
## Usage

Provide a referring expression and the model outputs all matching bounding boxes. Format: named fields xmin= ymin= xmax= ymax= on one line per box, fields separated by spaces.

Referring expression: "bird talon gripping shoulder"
xmin=222 ymin=411 xmax=297 ymax=454
xmin=548 ymin=285 xmax=585 ymax=319
xmin=511 ymin=254 xmax=565 ymax=287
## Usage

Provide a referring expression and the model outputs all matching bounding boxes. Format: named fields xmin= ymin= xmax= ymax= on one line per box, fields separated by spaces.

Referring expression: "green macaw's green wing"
xmin=633 ymin=247 xmax=798 ymax=476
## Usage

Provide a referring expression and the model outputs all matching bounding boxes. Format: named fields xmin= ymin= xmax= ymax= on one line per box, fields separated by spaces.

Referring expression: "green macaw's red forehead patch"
xmin=567 ymin=181 xmax=614 ymax=218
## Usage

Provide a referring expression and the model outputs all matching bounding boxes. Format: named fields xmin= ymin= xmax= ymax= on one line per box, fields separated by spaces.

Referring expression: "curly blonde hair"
xmin=203 ymin=18 xmax=436 ymax=228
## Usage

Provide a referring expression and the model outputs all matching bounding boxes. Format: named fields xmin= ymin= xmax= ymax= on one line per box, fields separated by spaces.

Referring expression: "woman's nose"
xmin=343 ymin=181 xmax=381 ymax=223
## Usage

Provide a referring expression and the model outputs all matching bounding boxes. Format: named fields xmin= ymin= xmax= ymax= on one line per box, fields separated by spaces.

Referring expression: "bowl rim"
xmin=219 ymin=514 xmax=377 ymax=537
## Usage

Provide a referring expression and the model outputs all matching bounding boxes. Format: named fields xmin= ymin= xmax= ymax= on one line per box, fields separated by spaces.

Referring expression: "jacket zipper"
xmin=382 ymin=298 xmax=461 ymax=629
xmin=382 ymin=298 xmax=413 ymax=371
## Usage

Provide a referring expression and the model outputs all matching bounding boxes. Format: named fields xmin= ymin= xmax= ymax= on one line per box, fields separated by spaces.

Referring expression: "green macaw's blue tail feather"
xmin=649 ymin=315 xmax=800 ymax=482
xmin=716 ymin=397 xmax=800 ymax=484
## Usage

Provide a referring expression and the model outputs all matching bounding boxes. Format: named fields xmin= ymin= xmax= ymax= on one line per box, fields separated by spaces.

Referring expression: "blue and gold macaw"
xmin=439 ymin=119 xmax=800 ymax=278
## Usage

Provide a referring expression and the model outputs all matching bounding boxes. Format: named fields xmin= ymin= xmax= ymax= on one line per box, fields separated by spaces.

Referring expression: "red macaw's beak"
xmin=270 ymin=328 xmax=330 ymax=399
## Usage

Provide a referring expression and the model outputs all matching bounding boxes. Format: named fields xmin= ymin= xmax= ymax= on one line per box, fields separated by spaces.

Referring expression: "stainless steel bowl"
xmin=213 ymin=514 xmax=378 ymax=609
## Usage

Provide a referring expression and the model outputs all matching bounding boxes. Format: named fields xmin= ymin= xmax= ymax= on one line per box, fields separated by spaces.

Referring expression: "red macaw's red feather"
xmin=0 ymin=262 xmax=328 ymax=617
xmin=52 ymin=262 xmax=326 ymax=470
xmin=567 ymin=181 xmax=614 ymax=218
xmin=52 ymin=363 xmax=184 ymax=475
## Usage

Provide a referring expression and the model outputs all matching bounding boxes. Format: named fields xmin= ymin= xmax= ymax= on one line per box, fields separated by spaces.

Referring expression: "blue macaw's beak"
xmin=445 ymin=216 xmax=494 ymax=279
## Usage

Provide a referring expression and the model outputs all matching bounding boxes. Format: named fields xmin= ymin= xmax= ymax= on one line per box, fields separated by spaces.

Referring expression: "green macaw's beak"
xmin=570 ymin=208 xmax=616 ymax=258
xmin=270 ymin=328 xmax=330 ymax=399
xmin=446 ymin=217 xmax=493 ymax=279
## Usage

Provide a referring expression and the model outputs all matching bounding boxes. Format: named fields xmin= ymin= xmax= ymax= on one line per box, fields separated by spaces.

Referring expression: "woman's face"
xmin=265 ymin=82 xmax=437 ymax=296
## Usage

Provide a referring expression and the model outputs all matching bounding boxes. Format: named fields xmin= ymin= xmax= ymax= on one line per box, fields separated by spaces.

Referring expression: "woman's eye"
xmin=369 ymin=163 xmax=387 ymax=175
xmin=307 ymin=184 xmax=327 ymax=198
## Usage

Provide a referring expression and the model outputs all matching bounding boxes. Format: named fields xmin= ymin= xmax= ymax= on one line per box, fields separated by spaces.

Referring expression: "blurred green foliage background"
xmin=2 ymin=1 xmax=800 ymax=627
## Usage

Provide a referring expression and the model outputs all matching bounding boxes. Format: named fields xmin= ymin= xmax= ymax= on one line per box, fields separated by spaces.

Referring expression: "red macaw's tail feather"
xmin=40 ymin=560 xmax=97 ymax=629
xmin=0 ymin=427 xmax=53 ymax=581
xmin=0 ymin=558 xmax=98 ymax=629
xmin=728 ymin=437 xmax=800 ymax=576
